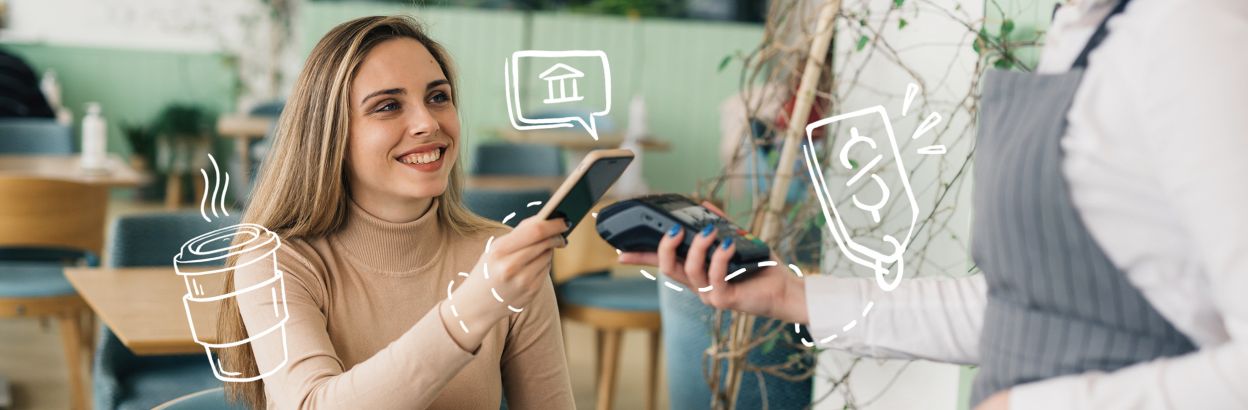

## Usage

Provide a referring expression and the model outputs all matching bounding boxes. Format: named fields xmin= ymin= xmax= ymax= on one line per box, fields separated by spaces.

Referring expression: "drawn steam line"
xmin=199 ymin=154 xmax=231 ymax=222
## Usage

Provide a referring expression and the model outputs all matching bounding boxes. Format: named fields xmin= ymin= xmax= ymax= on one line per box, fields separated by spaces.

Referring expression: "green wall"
xmin=0 ymin=43 xmax=237 ymax=156
xmin=2 ymin=5 xmax=762 ymax=197
xmin=302 ymin=4 xmax=763 ymax=194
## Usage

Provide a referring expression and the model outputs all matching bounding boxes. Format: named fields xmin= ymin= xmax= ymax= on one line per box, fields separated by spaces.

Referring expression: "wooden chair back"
xmin=0 ymin=177 xmax=107 ymax=257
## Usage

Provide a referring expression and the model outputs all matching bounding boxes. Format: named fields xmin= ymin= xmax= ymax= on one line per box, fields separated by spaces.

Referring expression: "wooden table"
xmin=64 ymin=267 xmax=217 ymax=355
xmin=217 ymin=115 xmax=274 ymax=192
xmin=494 ymin=128 xmax=670 ymax=152
xmin=0 ymin=154 xmax=149 ymax=187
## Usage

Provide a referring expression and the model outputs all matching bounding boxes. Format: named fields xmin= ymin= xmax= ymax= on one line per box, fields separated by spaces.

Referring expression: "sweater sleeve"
xmin=497 ymin=274 xmax=575 ymax=409
xmin=234 ymin=244 xmax=478 ymax=410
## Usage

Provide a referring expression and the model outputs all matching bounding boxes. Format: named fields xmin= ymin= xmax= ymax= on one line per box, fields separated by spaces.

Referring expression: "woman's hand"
xmin=617 ymin=203 xmax=809 ymax=324
xmin=441 ymin=216 xmax=567 ymax=351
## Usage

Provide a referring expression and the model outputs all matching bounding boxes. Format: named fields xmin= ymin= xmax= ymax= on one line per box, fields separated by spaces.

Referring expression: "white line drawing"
xmin=175 ymin=156 xmax=289 ymax=382
xmin=198 ymin=154 xmax=230 ymax=222
xmin=446 ymin=278 xmax=470 ymax=334
xmin=538 ymin=63 xmax=585 ymax=104
xmin=446 ymin=200 xmax=551 ymax=334
xmin=724 ymin=267 xmax=749 ymax=282
xmin=504 ymin=50 xmax=611 ymax=140
xmin=175 ymin=223 xmax=288 ymax=383
xmin=628 ymin=257 xmax=851 ymax=346
xmin=618 ymin=85 xmax=946 ymax=348
xmin=902 ymin=83 xmax=920 ymax=116
xmin=802 ymin=83 xmax=946 ymax=292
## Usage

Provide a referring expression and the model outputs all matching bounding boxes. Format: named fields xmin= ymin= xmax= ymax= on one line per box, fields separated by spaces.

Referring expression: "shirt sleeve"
xmin=498 ymin=274 xmax=576 ymax=409
xmin=234 ymin=244 xmax=478 ymax=410
xmin=805 ymin=274 xmax=986 ymax=365
xmin=1008 ymin=1 xmax=1248 ymax=408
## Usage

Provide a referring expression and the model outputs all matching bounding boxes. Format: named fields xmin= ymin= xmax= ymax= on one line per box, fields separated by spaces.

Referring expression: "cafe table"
xmin=493 ymin=128 xmax=671 ymax=152
xmin=64 ymin=267 xmax=210 ymax=355
xmin=0 ymin=154 xmax=149 ymax=187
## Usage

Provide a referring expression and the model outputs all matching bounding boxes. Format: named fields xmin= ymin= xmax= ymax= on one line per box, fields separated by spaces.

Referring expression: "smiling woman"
xmin=216 ymin=16 xmax=575 ymax=409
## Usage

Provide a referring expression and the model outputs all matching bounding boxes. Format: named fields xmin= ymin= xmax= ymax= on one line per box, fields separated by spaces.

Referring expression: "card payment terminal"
xmin=596 ymin=194 xmax=772 ymax=280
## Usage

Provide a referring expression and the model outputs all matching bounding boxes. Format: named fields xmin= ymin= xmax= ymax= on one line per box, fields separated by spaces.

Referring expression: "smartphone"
xmin=536 ymin=149 xmax=635 ymax=237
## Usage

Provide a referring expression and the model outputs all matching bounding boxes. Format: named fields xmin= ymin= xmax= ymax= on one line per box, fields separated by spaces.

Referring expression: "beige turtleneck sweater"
xmin=234 ymin=199 xmax=574 ymax=409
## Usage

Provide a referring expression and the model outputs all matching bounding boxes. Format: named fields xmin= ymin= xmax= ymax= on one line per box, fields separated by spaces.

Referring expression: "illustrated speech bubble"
xmin=504 ymin=50 xmax=611 ymax=140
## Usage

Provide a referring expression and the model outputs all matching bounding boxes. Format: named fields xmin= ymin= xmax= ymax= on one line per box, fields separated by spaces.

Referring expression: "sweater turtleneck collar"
xmin=332 ymin=198 xmax=447 ymax=275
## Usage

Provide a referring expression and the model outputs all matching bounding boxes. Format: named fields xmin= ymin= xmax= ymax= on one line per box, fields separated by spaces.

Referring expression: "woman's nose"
xmin=406 ymin=106 xmax=439 ymax=138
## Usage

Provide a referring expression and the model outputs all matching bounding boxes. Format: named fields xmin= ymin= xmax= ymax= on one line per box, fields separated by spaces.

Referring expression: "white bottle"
xmin=615 ymin=94 xmax=650 ymax=197
xmin=81 ymin=102 xmax=108 ymax=171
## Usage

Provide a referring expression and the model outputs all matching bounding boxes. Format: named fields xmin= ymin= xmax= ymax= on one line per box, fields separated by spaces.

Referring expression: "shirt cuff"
xmin=419 ymin=300 xmax=481 ymax=359
xmin=804 ymin=275 xmax=872 ymax=349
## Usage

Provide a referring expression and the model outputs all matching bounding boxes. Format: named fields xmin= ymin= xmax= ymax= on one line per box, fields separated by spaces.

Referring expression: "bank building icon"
xmin=539 ymin=63 xmax=585 ymax=104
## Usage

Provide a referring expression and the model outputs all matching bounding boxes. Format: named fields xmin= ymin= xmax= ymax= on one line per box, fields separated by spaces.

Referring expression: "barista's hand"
xmin=974 ymin=389 xmax=1010 ymax=410
xmin=618 ymin=202 xmax=809 ymax=324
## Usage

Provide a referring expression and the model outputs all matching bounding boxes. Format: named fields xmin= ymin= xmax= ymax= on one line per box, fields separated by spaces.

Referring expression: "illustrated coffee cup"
xmin=174 ymin=223 xmax=288 ymax=382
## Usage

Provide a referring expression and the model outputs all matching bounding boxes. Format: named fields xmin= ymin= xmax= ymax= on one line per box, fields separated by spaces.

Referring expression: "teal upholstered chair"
xmin=0 ymin=118 xmax=73 ymax=154
xmin=230 ymin=100 xmax=283 ymax=206
xmin=470 ymin=142 xmax=565 ymax=177
xmin=153 ymin=388 xmax=246 ymax=410
xmin=555 ymin=272 xmax=662 ymax=410
xmin=94 ymin=212 xmax=239 ymax=410
xmin=0 ymin=177 xmax=108 ymax=409
xmin=463 ymin=188 xmax=551 ymax=225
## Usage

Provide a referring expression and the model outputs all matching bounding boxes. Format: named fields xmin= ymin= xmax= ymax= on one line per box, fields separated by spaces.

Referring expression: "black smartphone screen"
xmin=547 ymin=157 xmax=632 ymax=234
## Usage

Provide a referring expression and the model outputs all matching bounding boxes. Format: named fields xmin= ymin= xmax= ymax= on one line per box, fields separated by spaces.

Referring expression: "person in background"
xmin=218 ymin=16 xmax=575 ymax=409
xmin=622 ymin=0 xmax=1248 ymax=408
xmin=0 ymin=49 xmax=55 ymax=118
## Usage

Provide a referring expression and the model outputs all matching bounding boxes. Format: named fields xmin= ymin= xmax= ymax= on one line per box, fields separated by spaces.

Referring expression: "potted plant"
xmin=150 ymin=103 xmax=218 ymax=207
xmin=119 ymin=122 xmax=164 ymax=201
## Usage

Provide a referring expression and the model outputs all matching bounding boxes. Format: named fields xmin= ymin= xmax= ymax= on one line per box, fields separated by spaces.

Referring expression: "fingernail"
xmin=667 ymin=225 xmax=681 ymax=237
xmin=721 ymin=237 xmax=734 ymax=249
xmin=700 ymin=225 xmax=714 ymax=237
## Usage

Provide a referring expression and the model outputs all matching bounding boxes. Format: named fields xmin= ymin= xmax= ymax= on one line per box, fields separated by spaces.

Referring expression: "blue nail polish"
xmin=700 ymin=225 xmax=714 ymax=237
xmin=667 ymin=225 xmax=681 ymax=237
xmin=721 ymin=237 xmax=734 ymax=249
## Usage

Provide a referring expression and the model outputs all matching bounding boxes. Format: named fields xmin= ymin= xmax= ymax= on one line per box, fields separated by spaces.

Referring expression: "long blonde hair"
xmin=218 ymin=15 xmax=498 ymax=407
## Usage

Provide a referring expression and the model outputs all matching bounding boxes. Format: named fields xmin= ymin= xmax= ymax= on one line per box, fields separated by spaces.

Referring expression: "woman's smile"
xmin=395 ymin=142 xmax=448 ymax=172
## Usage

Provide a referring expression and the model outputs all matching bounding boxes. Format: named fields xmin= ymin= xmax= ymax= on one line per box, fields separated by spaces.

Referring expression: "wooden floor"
xmin=0 ymin=199 xmax=669 ymax=409
xmin=0 ymin=319 xmax=70 ymax=410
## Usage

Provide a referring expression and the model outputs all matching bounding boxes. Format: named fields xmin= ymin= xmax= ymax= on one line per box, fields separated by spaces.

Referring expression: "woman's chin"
xmin=396 ymin=183 xmax=448 ymax=202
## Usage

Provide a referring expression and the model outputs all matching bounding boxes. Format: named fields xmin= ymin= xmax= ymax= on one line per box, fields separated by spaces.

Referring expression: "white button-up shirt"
xmin=804 ymin=0 xmax=1248 ymax=408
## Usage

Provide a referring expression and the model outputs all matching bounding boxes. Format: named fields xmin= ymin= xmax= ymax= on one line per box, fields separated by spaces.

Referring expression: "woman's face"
xmin=346 ymin=37 xmax=459 ymax=211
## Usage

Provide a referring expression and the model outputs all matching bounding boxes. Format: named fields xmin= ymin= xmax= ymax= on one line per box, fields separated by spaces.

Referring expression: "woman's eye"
xmin=375 ymin=101 xmax=400 ymax=112
xmin=428 ymin=91 xmax=451 ymax=105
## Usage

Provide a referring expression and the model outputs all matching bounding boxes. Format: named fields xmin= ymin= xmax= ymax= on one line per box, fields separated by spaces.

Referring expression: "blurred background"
xmin=0 ymin=0 xmax=1050 ymax=409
